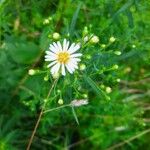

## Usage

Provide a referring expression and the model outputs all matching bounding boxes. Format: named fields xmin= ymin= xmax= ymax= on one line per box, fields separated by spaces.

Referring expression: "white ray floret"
xmin=45 ymin=39 xmax=82 ymax=76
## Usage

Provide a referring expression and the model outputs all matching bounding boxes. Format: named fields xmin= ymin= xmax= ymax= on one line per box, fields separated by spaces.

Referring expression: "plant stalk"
xmin=26 ymin=78 xmax=58 ymax=150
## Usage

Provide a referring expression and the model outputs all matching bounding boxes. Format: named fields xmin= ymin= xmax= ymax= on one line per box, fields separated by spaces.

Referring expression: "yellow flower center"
xmin=57 ymin=52 xmax=70 ymax=64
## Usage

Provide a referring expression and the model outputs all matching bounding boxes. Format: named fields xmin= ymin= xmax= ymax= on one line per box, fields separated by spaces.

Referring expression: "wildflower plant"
xmin=0 ymin=0 xmax=150 ymax=150
xmin=26 ymin=31 xmax=120 ymax=148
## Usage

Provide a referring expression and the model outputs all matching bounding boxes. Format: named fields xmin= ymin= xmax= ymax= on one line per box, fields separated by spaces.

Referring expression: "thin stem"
xmin=43 ymin=104 xmax=71 ymax=114
xmin=107 ymin=128 xmax=150 ymax=150
xmin=26 ymin=78 xmax=58 ymax=150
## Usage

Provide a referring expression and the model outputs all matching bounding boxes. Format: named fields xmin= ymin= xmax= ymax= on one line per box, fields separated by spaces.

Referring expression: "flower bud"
xmin=28 ymin=69 xmax=36 ymax=76
xmin=90 ymin=35 xmax=99 ymax=44
xmin=83 ymin=94 xmax=88 ymax=98
xmin=79 ymin=64 xmax=86 ymax=71
xmin=44 ymin=76 xmax=49 ymax=81
xmin=101 ymin=44 xmax=106 ymax=48
xmin=109 ymin=37 xmax=116 ymax=43
xmin=83 ymin=26 xmax=88 ymax=35
xmin=114 ymin=51 xmax=121 ymax=55
xmin=105 ymin=87 xmax=112 ymax=94
xmin=86 ymin=55 xmax=91 ymax=60
xmin=116 ymin=78 xmax=121 ymax=82
xmin=52 ymin=32 xmax=60 ymax=40
xmin=113 ymin=65 xmax=119 ymax=70
xmin=43 ymin=19 xmax=49 ymax=25
xmin=100 ymin=84 xmax=105 ymax=89
xmin=132 ymin=44 xmax=136 ymax=48
xmin=58 ymin=99 xmax=64 ymax=105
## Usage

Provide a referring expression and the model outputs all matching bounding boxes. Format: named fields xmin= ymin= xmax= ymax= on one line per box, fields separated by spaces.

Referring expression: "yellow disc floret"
xmin=57 ymin=52 xmax=70 ymax=64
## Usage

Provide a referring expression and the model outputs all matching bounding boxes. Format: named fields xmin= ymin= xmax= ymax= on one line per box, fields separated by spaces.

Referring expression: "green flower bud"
xmin=52 ymin=32 xmax=60 ymax=40
xmin=58 ymin=99 xmax=64 ymax=105
xmin=80 ymin=64 xmax=86 ymax=71
xmin=114 ymin=51 xmax=121 ymax=55
xmin=28 ymin=69 xmax=36 ymax=76
xmin=109 ymin=37 xmax=116 ymax=43
xmin=90 ymin=35 xmax=99 ymax=44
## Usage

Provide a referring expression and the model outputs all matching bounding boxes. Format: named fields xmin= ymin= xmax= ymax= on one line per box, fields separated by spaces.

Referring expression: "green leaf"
xmin=5 ymin=40 xmax=40 ymax=64
xmin=69 ymin=2 xmax=82 ymax=34
xmin=112 ymin=0 xmax=134 ymax=19
xmin=71 ymin=107 xmax=79 ymax=125
xmin=126 ymin=9 xmax=134 ymax=28
xmin=83 ymin=74 xmax=108 ymax=100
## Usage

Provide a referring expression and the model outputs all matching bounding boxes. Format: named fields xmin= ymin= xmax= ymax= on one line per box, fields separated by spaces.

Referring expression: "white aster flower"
xmin=45 ymin=39 xmax=82 ymax=76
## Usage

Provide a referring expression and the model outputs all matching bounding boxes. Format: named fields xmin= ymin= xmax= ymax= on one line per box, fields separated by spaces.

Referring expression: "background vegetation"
xmin=0 ymin=0 xmax=150 ymax=149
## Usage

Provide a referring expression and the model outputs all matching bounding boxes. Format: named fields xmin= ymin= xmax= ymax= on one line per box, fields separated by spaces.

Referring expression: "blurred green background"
xmin=0 ymin=0 xmax=150 ymax=149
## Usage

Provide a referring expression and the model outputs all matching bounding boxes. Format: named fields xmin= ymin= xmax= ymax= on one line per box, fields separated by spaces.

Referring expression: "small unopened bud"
xmin=124 ymin=67 xmax=131 ymax=73
xmin=44 ymin=99 xmax=48 ymax=103
xmin=100 ymin=84 xmax=105 ymax=89
xmin=83 ymin=94 xmax=88 ymax=98
xmin=28 ymin=69 xmax=36 ymax=76
xmin=109 ymin=37 xmax=116 ymax=43
xmin=58 ymin=99 xmax=64 ymax=105
xmin=57 ymin=89 xmax=61 ymax=93
xmin=114 ymin=51 xmax=121 ymax=55
xmin=52 ymin=32 xmax=60 ymax=40
xmin=113 ymin=65 xmax=119 ymax=70
xmin=43 ymin=19 xmax=49 ymax=25
xmin=90 ymin=35 xmax=99 ymax=44
xmin=80 ymin=64 xmax=86 ymax=71
xmin=132 ymin=44 xmax=136 ymax=48
xmin=44 ymin=76 xmax=49 ymax=81
xmin=116 ymin=78 xmax=121 ymax=82
xmin=83 ymin=26 xmax=88 ymax=35
xmin=105 ymin=87 xmax=112 ymax=94
xmin=86 ymin=55 xmax=91 ymax=59
xmin=71 ymin=99 xmax=88 ymax=107
xmin=101 ymin=44 xmax=106 ymax=48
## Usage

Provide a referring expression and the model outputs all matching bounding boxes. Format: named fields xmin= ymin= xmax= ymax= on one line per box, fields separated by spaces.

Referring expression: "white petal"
xmin=47 ymin=61 xmax=57 ymax=67
xmin=51 ymin=63 xmax=60 ymax=74
xmin=70 ymin=58 xmax=77 ymax=64
xmin=49 ymin=44 xmax=59 ymax=53
xmin=57 ymin=41 xmax=63 ymax=51
xmin=45 ymin=55 xmax=57 ymax=61
xmin=68 ymin=59 xmax=79 ymax=70
xmin=63 ymin=39 xmax=69 ymax=51
xmin=53 ymin=42 xmax=61 ymax=52
xmin=71 ymin=58 xmax=81 ymax=62
xmin=65 ymin=64 xmax=73 ymax=74
xmin=68 ymin=61 xmax=78 ymax=70
xmin=67 ymin=43 xmax=75 ymax=52
xmin=63 ymin=39 xmax=66 ymax=51
xmin=45 ymin=55 xmax=56 ymax=60
xmin=70 ymin=53 xmax=82 ymax=58
xmin=61 ymin=64 xmax=66 ymax=76
xmin=46 ymin=51 xmax=57 ymax=57
xmin=67 ymin=43 xmax=80 ymax=54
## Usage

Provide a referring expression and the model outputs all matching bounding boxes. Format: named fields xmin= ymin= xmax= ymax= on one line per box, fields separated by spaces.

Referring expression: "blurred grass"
xmin=0 ymin=0 xmax=150 ymax=150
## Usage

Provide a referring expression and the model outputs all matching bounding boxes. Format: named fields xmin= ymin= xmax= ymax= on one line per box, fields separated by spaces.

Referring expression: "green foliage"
xmin=0 ymin=0 xmax=150 ymax=149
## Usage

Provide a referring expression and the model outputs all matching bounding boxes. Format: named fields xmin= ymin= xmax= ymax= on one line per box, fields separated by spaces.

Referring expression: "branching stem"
xmin=26 ymin=78 xmax=58 ymax=150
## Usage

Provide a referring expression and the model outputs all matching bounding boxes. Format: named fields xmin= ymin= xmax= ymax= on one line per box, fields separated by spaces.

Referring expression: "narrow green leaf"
xmin=83 ymin=74 xmax=108 ymax=100
xmin=126 ymin=9 xmax=134 ymax=28
xmin=112 ymin=0 xmax=134 ymax=19
xmin=70 ymin=2 xmax=82 ymax=34
xmin=71 ymin=107 xmax=79 ymax=125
